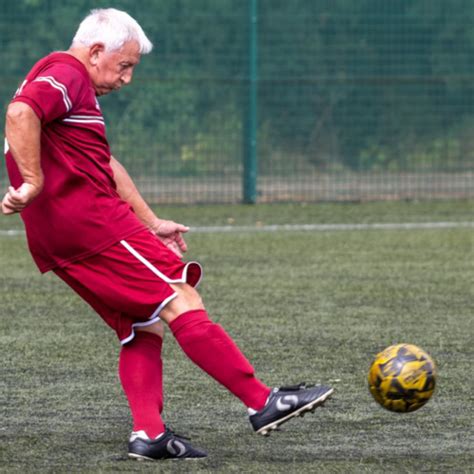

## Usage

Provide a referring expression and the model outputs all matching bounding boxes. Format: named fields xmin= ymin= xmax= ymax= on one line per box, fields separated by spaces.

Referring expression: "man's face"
xmin=89 ymin=41 xmax=141 ymax=96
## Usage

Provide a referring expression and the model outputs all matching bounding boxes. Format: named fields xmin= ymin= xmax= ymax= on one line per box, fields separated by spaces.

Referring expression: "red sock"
xmin=170 ymin=309 xmax=271 ymax=410
xmin=118 ymin=331 xmax=165 ymax=438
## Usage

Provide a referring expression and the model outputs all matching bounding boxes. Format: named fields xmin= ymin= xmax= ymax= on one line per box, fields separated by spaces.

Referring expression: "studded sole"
xmin=128 ymin=453 xmax=156 ymax=461
xmin=128 ymin=453 xmax=206 ymax=461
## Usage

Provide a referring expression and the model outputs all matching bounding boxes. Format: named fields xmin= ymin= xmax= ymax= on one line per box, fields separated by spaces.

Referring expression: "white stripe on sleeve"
xmin=33 ymin=76 xmax=72 ymax=112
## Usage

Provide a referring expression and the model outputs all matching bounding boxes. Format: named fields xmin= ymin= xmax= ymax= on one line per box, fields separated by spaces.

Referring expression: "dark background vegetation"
xmin=1 ymin=1 xmax=474 ymax=203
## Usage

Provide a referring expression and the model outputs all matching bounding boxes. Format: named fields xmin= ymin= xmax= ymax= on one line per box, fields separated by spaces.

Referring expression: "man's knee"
xmin=135 ymin=320 xmax=165 ymax=339
xmin=160 ymin=283 xmax=204 ymax=324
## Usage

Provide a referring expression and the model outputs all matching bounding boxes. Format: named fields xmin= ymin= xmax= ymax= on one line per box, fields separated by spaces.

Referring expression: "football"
xmin=368 ymin=343 xmax=436 ymax=413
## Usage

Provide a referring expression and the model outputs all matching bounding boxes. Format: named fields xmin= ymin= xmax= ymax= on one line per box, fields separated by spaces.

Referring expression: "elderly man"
xmin=3 ymin=8 xmax=333 ymax=461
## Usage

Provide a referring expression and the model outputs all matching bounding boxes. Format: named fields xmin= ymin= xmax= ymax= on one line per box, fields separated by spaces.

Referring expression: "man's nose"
xmin=121 ymin=70 xmax=133 ymax=85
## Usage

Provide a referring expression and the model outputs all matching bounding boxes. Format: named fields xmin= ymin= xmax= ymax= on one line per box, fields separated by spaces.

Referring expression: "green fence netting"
xmin=1 ymin=0 xmax=473 ymax=203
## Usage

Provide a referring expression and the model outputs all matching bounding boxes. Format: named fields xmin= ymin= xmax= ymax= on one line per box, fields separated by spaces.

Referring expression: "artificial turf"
xmin=1 ymin=200 xmax=472 ymax=472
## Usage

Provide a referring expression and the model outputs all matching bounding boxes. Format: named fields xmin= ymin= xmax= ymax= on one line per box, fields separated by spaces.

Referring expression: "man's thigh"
xmin=54 ymin=230 xmax=202 ymax=342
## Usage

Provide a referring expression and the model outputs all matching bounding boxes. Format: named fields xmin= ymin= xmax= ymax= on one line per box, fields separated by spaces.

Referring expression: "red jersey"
xmin=5 ymin=52 xmax=146 ymax=272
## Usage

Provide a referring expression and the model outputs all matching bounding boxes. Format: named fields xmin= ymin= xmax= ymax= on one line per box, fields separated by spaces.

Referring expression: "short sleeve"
xmin=12 ymin=63 xmax=86 ymax=124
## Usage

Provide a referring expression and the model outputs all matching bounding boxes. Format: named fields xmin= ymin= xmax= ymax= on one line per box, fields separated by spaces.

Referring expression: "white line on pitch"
xmin=1 ymin=221 xmax=472 ymax=237
xmin=190 ymin=221 xmax=474 ymax=233
xmin=0 ymin=229 xmax=25 ymax=236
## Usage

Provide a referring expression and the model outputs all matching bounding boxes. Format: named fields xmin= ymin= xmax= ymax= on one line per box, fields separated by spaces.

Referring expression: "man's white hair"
xmin=71 ymin=8 xmax=153 ymax=54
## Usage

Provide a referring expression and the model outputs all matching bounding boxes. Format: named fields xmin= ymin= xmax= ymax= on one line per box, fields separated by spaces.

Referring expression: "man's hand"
xmin=151 ymin=219 xmax=190 ymax=258
xmin=1 ymin=182 xmax=42 ymax=215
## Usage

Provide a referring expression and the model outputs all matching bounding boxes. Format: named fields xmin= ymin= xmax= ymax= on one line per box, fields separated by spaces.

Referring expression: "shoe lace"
xmin=165 ymin=426 xmax=191 ymax=442
xmin=279 ymin=382 xmax=308 ymax=391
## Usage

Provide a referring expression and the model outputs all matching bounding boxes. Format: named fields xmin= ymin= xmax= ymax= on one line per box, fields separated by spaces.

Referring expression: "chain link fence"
xmin=1 ymin=0 xmax=473 ymax=203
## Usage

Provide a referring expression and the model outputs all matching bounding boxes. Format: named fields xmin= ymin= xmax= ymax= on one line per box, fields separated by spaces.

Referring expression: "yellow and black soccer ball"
xmin=368 ymin=343 xmax=436 ymax=413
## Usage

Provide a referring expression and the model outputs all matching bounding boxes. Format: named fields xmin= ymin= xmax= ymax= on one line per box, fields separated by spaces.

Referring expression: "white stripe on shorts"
xmin=120 ymin=311 xmax=172 ymax=346
xmin=118 ymin=239 xmax=203 ymax=344
xmin=120 ymin=239 xmax=186 ymax=284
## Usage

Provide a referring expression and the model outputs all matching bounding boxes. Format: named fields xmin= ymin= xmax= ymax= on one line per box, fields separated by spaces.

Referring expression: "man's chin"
xmin=96 ymin=86 xmax=118 ymax=96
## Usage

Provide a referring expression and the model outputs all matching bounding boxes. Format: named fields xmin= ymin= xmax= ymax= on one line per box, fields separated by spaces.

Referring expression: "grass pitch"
xmin=0 ymin=200 xmax=473 ymax=473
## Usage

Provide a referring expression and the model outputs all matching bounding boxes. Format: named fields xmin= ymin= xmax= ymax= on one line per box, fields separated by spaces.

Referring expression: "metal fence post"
xmin=243 ymin=0 xmax=258 ymax=203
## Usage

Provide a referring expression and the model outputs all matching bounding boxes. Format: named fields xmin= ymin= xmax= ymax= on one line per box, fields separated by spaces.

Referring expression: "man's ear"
xmin=89 ymin=43 xmax=105 ymax=66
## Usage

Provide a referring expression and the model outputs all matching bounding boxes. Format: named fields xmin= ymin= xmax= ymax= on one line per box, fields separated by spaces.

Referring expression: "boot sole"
xmin=128 ymin=452 xmax=207 ymax=461
xmin=256 ymin=387 xmax=334 ymax=436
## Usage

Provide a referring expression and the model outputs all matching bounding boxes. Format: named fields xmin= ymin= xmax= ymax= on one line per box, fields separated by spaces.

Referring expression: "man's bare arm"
xmin=110 ymin=155 xmax=189 ymax=256
xmin=2 ymin=102 xmax=43 ymax=214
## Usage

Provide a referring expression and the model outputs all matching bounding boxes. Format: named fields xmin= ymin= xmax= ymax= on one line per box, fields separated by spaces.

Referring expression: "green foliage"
xmin=1 ymin=0 xmax=473 ymax=180
xmin=358 ymin=119 xmax=474 ymax=171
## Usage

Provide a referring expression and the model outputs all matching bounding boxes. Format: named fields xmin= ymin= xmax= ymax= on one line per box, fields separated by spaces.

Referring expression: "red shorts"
xmin=54 ymin=229 xmax=202 ymax=344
